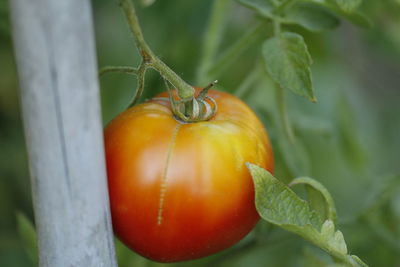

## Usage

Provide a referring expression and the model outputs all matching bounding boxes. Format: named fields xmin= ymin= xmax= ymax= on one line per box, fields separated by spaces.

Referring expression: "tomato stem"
xmin=99 ymin=66 xmax=139 ymax=76
xmin=128 ymin=62 xmax=147 ymax=107
xmin=118 ymin=0 xmax=194 ymax=100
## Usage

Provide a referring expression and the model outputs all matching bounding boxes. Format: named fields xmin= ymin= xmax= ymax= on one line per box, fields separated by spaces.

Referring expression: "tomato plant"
xmin=99 ymin=0 xmax=373 ymax=265
xmin=105 ymin=89 xmax=274 ymax=262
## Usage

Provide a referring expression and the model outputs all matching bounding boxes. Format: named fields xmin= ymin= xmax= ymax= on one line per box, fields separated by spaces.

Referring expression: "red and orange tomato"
xmin=104 ymin=89 xmax=274 ymax=262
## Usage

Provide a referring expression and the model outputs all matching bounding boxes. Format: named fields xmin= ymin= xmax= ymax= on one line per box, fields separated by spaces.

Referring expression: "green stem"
xmin=128 ymin=62 xmax=147 ymax=107
xmin=118 ymin=0 xmax=194 ymax=100
xmin=196 ymin=0 xmax=231 ymax=85
xmin=99 ymin=66 xmax=139 ymax=76
xmin=275 ymin=85 xmax=295 ymax=143
xmin=118 ymin=0 xmax=152 ymax=59
xmin=149 ymin=59 xmax=194 ymax=100
xmin=315 ymin=241 xmax=366 ymax=267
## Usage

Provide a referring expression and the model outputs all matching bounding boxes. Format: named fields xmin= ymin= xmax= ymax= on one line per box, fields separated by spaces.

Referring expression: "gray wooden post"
xmin=9 ymin=0 xmax=118 ymax=266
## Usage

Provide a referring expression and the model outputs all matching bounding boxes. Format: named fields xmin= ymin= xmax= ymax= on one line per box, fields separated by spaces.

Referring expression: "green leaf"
xmin=247 ymin=163 xmax=323 ymax=229
xmin=236 ymin=0 xmax=275 ymax=19
xmin=341 ymin=11 xmax=371 ymax=28
xmin=262 ymin=32 xmax=316 ymax=102
xmin=290 ymin=177 xmax=337 ymax=224
xmin=284 ymin=3 xmax=340 ymax=32
xmin=16 ymin=211 xmax=38 ymax=265
xmin=247 ymin=163 xmax=368 ymax=266
xmin=308 ymin=0 xmax=371 ymax=28
xmin=331 ymin=0 xmax=362 ymax=13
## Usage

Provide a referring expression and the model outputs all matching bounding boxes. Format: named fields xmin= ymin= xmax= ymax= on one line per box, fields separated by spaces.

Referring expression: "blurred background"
xmin=1 ymin=0 xmax=400 ymax=266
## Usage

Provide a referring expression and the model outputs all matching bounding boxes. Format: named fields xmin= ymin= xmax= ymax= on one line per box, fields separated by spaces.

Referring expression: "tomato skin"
xmin=105 ymin=89 xmax=274 ymax=262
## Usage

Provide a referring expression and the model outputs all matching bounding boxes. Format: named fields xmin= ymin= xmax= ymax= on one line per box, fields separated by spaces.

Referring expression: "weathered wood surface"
xmin=9 ymin=0 xmax=117 ymax=266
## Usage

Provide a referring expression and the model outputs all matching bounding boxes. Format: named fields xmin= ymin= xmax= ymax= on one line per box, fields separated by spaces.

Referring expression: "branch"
xmin=99 ymin=66 xmax=139 ymax=76
xmin=117 ymin=0 xmax=194 ymax=100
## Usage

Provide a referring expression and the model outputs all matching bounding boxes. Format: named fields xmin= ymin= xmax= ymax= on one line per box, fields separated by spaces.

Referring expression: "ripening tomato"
xmin=104 ymin=89 xmax=274 ymax=263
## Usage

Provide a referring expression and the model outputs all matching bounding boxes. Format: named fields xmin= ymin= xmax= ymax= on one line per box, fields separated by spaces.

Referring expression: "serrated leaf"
xmin=333 ymin=231 xmax=347 ymax=254
xmin=284 ymin=3 xmax=340 ymax=32
xmin=236 ymin=0 xmax=275 ymax=19
xmin=247 ymin=163 xmax=323 ymax=229
xmin=332 ymin=0 xmax=362 ymax=13
xmin=310 ymin=0 xmax=372 ymax=28
xmin=309 ymin=0 xmax=371 ymax=28
xmin=321 ymin=220 xmax=335 ymax=237
xmin=247 ymin=163 xmax=368 ymax=266
xmin=262 ymin=32 xmax=316 ymax=102
xmin=290 ymin=177 xmax=337 ymax=224
xmin=16 ymin=211 xmax=38 ymax=265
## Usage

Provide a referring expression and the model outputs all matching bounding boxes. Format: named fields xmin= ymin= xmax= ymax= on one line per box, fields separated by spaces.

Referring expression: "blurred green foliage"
xmin=1 ymin=0 xmax=400 ymax=266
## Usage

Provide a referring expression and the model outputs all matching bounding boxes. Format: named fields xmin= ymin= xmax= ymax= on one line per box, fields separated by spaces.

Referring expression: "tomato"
xmin=104 ymin=89 xmax=274 ymax=262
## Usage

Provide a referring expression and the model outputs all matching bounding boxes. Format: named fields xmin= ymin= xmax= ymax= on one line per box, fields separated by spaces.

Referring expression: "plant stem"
xmin=119 ymin=0 xmax=152 ymax=59
xmin=99 ymin=66 xmax=139 ymax=76
xmin=118 ymin=0 xmax=194 ymax=100
xmin=128 ymin=62 xmax=147 ymax=107
xmin=196 ymin=0 xmax=231 ymax=85
xmin=149 ymin=59 xmax=193 ymax=100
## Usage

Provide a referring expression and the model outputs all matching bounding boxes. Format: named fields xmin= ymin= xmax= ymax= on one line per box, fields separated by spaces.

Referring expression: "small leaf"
xmin=290 ymin=177 xmax=337 ymax=224
xmin=247 ymin=163 xmax=323 ymax=230
xmin=247 ymin=164 xmax=368 ymax=266
xmin=308 ymin=0 xmax=371 ymax=28
xmin=236 ymin=0 xmax=275 ymax=19
xmin=341 ymin=11 xmax=371 ymax=28
xmin=284 ymin=3 xmax=340 ymax=32
xmin=331 ymin=0 xmax=362 ymax=13
xmin=16 ymin=211 xmax=38 ymax=265
xmin=262 ymin=32 xmax=316 ymax=102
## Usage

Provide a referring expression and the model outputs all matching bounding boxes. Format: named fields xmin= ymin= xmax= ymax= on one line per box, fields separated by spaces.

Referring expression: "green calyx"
xmin=156 ymin=81 xmax=218 ymax=123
